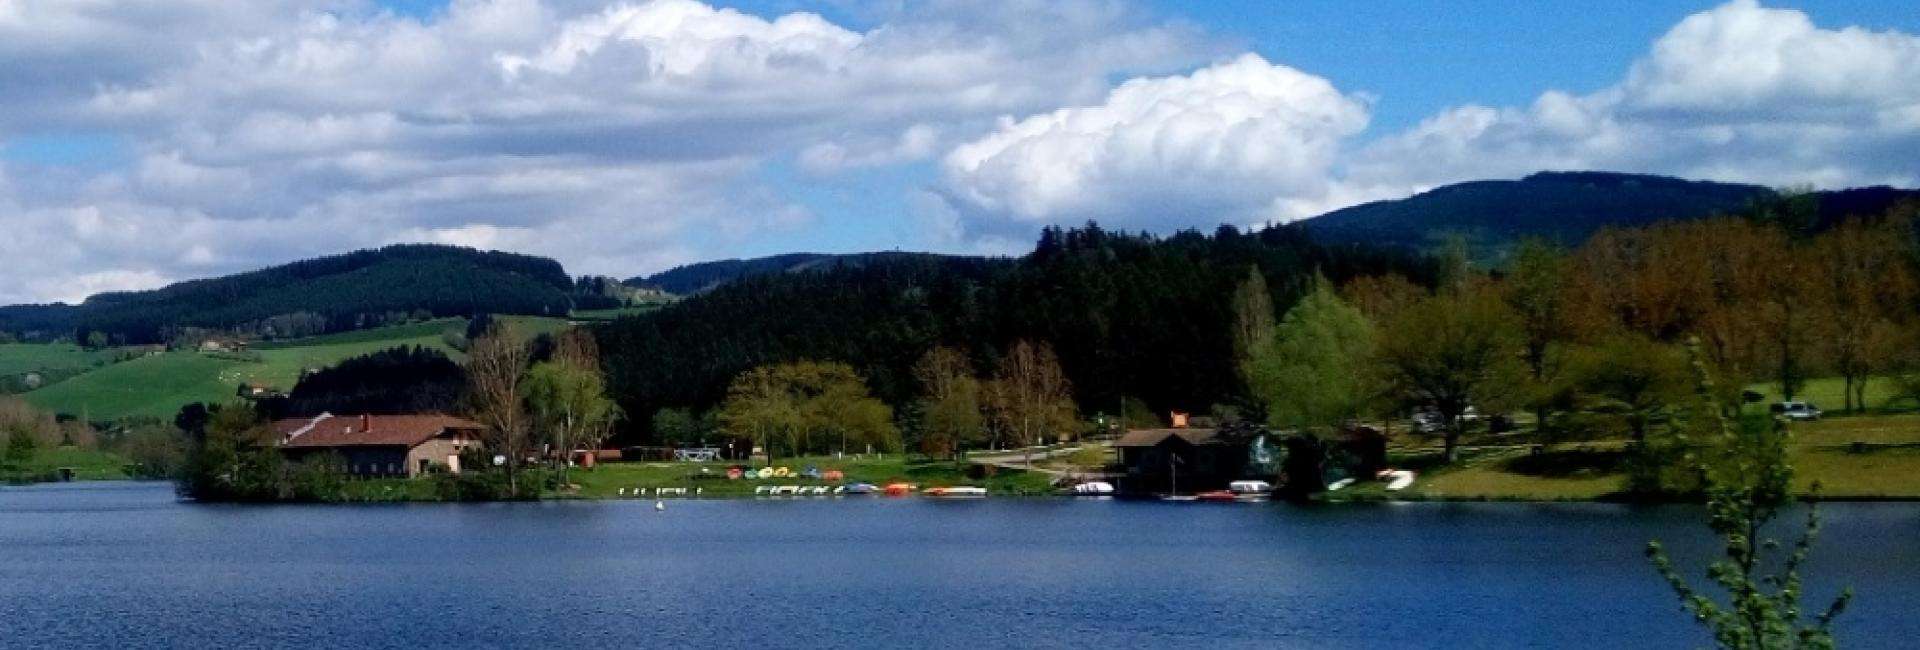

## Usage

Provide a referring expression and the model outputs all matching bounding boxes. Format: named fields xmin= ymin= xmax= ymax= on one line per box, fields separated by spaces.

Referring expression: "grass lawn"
xmin=7 ymin=446 xmax=132 ymax=482
xmin=565 ymin=455 xmax=1058 ymax=499
xmin=1350 ymin=414 xmax=1920 ymax=501
xmin=1743 ymin=375 xmax=1910 ymax=414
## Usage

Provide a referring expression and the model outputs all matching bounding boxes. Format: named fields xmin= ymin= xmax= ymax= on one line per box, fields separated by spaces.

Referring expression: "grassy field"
xmin=7 ymin=446 xmax=132 ymax=482
xmin=0 ymin=343 xmax=121 ymax=377
xmin=1346 ymin=413 xmax=1920 ymax=501
xmin=569 ymin=305 xmax=665 ymax=321
xmin=1743 ymin=376 xmax=1911 ymax=413
xmin=566 ymin=455 xmax=1058 ymax=498
xmin=19 ymin=316 xmax=573 ymax=421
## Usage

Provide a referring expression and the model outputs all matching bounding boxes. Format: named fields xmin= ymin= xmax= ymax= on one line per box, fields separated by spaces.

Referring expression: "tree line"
xmin=0 ymin=245 xmax=578 ymax=345
xmin=1230 ymin=200 xmax=1920 ymax=495
xmin=596 ymin=223 xmax=1433 ymax=445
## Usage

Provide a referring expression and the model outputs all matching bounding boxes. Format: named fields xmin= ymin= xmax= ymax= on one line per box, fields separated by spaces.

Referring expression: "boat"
xmin=842 ymin=483 xmax=878 ymax=495
xmin=925 ymin=486 xmax=987 ymax=498
xmin=1069 ymin=481 xmax=1115 ymax=495
xmin=1196 ymin=490 xmax=1237 ymax=502
xmin=1228 ymin=480 xmax=1272 ymax=495
xmin=1381 ymin=470 xmax=1416 ymax=491
xmin=1160 ymin=495 xmax=1199 ymax=502
xmin=883 ymin=483 xmax=914 ymax=497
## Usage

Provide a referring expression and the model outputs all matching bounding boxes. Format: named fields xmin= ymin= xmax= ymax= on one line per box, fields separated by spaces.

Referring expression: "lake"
xmin=3 ymin=482 xmax=1917 ymax=648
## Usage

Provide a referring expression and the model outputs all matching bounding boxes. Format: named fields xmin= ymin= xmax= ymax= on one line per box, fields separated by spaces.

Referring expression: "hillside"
xmin=0 ymin=244 xmax=575 ymax=344
xmin=20 ymin=315 xmax=566 ymax=421
xmin=597 ymin=224 xmax=1433 ymax=442
xmin=628 ymin=252 xmax=979 ymax=294
xmin=1298 ymin=171 xmax=1919 ymax=254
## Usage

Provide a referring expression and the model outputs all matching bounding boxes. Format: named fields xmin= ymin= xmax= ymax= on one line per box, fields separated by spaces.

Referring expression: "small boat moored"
xmin=925 ymin=486 xmax=988 ymax=498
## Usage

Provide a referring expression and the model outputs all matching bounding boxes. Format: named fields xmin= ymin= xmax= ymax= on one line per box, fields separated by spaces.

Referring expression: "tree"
xmin=524 ymin=329 xmax=621 ymax=485
xmin=1811 ymin=216 xmax=1916 ymax=413
xmin=1376 ymin=285 xmax=1526 ymax=462
xmin=652 ymin=407 xmax=708 ymax=447
xmin=1503 ymin=239 xmax=1575 ymax=433
xmin=119 ymin=424 xmax=188 ymax=479
xmin=179 ymin=405 xmax=283 ymax=501
xmin=1230 ymin=266 xmax=1277 ymax=404
xmin=716 ymin=361 xmax=897 ymax=463
xmin=988 ymin=340 xmax=1077 ymax=466
xmin=1568 ymin=335 xmax=1691 ymax=444
xmin=1245 ymin=277 xmax=1377 ymax=433
xmin=5 ymin=426 xmax=36 ymax=476
xmin=1646 ymin=342 xmax=1850 ymax=649
xmin=467 ymin=321 xmax=532 ymax=497
xmin=716 ymin=365 xmax=801 ymax=464
xmin=913 ymin=346 xmax=984 ymax=459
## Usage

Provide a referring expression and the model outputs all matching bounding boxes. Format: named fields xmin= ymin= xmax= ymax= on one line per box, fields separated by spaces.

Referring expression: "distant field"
xmin=569 ymin=305 xmax=664 ymax=321
xmin=25 ymin=327 xmax=457 ymax=421
xmin=21 ymin=316 xmax=574 ymax=421
xmin=0 ymin=343 xmax=119 ymax=377
xmin=251 ymin=318 xmax=463 ymax=350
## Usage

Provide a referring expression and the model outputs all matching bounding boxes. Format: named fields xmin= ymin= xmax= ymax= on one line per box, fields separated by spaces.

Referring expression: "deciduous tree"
xmin=1376 ymin=285 xmax=1526 ymax=462
xmin=467 ymin=321 xmax=531 ymax=497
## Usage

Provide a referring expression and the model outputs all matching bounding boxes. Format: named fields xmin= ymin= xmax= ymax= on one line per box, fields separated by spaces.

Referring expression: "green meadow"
xmin=16 ymin=317 xmax=568 ymax=421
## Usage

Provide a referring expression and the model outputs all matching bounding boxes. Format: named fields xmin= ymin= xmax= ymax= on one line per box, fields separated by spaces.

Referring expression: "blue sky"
xmin=1 ymin=0 xmax=1917 ymax=303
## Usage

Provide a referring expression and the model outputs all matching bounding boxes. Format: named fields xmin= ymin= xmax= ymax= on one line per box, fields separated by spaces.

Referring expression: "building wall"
xmin=407 ymin=437 xmax=468 ymax=477
xmin=285 ymin=447 xmax=412 ymax=478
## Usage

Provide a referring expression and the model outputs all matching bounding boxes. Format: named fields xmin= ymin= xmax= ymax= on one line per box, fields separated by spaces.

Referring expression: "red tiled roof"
xmin=274 ymin=414 xmax=484 ymax=448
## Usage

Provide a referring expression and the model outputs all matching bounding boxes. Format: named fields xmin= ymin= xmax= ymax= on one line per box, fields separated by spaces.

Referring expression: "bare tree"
xmin=467 ymin=321 xmax=531 ymax=497
xmin=989 ymin=340 xmax=1076 ymax=466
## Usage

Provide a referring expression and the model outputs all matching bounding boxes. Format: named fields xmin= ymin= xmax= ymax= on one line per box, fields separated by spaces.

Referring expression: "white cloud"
xmin=1346 ymin=0 xmax=1920 ymax=196
xmin=0 ymin=0 xmax=1210 ymax=304
xmin=940 ymin=0 xmax=1920 ymax=237
xmin=940 ymin=53 xmax=1369 ymax=232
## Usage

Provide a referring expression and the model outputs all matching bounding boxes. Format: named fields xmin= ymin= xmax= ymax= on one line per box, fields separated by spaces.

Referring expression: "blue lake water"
xmin=3 ymin=482 xmax=1918 ymax=648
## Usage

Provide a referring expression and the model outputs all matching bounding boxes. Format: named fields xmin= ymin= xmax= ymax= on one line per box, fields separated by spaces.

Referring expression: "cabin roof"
xmin=1112 ymin=428 xmax=1222 ymax=448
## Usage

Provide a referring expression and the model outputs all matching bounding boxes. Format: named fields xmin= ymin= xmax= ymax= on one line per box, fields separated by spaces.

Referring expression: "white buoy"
xmin=654 ymin=500 xmax=666 ymax=511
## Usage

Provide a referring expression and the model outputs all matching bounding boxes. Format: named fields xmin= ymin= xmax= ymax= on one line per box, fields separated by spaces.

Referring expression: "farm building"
xmin=273 ymin=413 xmax=483 ymax=478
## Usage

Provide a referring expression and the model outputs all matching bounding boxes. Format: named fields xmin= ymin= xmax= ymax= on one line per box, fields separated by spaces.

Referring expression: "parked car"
xmin=1413 ymin=407 xmax=1480 ymax=433
xmin=1770 ymin=401 xmax=1823 ymax=421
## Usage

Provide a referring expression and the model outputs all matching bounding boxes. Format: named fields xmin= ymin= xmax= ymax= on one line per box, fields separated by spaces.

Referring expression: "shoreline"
xmin=20 ymin=477 xmax=1920 ymax=505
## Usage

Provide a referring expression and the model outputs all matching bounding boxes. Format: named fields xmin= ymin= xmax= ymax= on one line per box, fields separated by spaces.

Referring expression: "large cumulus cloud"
xmin=0 ymin=0 xmax=1209 ymax=303
xmin=943 ymin=0 xmax=1920 ymax=236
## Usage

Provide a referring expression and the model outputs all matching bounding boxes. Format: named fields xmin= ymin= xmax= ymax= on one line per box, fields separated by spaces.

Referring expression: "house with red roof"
xmin=273 ymin=413 xmax=485 ymax=478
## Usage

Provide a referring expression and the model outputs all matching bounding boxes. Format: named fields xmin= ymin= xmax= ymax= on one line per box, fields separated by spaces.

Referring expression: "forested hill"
xmin=627 ymin=251 xmax=975 ymax=294
xmin=596 ymin=224 xmax=1434 ymax=441
xmin=0 ymin=245 xmax=574 ymax=344
xmin=1298 ymin=171 xmax=1920 ymax=253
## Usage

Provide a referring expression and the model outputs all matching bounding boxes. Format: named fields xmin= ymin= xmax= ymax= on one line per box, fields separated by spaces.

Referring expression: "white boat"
xmin=926 ymin=486 xmax=988 ymax=498
xmin=1069 ymin=481 xmax=1115 ymax=495
xmin=1326 ymin=478 xmax=1357 ymax=492
xmin=1382 ymin=470 xmax=1416 ymax=491
xmin=1228 ymin=480 xmax=1272 ymax=495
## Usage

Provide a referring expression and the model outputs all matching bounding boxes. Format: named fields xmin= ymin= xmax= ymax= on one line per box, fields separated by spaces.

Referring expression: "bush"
xmin=286 ymin=453 xmax=349 ymax=502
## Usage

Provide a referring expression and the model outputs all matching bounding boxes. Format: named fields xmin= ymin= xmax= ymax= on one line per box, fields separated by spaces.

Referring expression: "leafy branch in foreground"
xmin=1645 ymin=339 xmax=1851 ymax=649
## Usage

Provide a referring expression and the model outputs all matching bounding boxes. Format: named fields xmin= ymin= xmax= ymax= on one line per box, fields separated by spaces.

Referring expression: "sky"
xmin=1 ymin=0 xmax=1916 ymax=304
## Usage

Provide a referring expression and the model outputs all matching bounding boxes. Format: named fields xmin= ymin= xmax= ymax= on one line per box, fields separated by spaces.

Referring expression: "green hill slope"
xmin=0 ymin=244 xmax=574 ymax=344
